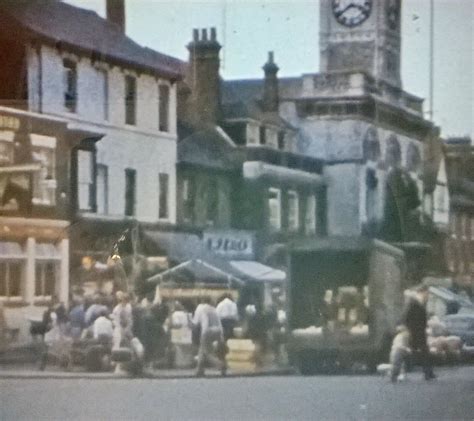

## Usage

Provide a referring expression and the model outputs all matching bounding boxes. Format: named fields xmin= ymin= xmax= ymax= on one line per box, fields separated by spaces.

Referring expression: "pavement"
xmin=1 ymin=366 xmax=473 ymax=420
xmin=0 ymin=364 xmax=294 ymax=380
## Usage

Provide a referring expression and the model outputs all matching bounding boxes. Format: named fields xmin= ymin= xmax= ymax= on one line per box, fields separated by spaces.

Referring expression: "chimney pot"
xmin=268 ymin=51 xmax=274 ymax=63
xmin=193 ymin=28 xmax=199 ymax=42
xmin=210 ymin=27 xmax=217 ymax=41
xmin=202 ymin=29 xmax=208 ymax=41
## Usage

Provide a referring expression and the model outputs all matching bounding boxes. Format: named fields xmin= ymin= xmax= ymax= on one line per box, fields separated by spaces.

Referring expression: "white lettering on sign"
xmin=203 ymin=231 xmax=255 ymax=259
xmin=0 ymin=116 xmax=20 ymax=131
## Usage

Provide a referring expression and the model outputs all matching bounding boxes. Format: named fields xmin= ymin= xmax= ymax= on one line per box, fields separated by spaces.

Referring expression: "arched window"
xmin=386 ymin=135 xmax=401 ymax=168
xmin=363 ymin=128 xmax=381 ymax=162
xmin=406 ymin=143 xmax=421 ymax=173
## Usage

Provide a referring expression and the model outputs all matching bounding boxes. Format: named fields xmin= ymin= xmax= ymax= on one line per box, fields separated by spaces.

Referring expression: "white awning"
xmin=243 ymin=161 xmax=325 ymax=186
xmin=229 ymin=260 xmax=286 ymax=283
xmin=35 ymin=243 xmax=61 ymax=260
xmin=0 ymin=241 xmax=25 ymax=259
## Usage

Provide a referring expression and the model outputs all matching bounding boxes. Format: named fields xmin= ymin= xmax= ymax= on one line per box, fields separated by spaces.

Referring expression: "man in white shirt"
xmin=216 ymin=294 xmax=239 ymax=341
xmin=193 ymin=297 xmax=226 ymax=377
xmin=93 ymin=310 xmax=114 ymax=343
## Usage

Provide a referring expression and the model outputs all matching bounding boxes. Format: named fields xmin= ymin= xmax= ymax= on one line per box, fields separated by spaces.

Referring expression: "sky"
xmin=65 ymin=0 xmax=473 ymax=140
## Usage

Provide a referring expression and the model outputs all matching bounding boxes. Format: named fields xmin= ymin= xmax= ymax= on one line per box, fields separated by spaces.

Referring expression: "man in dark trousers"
xmin=403 ymin=285 xmax=436 ymax=380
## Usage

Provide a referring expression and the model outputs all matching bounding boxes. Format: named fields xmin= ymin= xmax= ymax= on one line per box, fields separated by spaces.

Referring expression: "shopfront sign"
xmin=0 ymin=115 xmax=20 ymax=131
xmin=203 ymin=230 xmax=255 ymax=260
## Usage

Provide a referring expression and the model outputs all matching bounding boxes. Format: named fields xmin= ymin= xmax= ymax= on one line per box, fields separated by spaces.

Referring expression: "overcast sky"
xmin=65 ymin=0 xmax=473 ymax=140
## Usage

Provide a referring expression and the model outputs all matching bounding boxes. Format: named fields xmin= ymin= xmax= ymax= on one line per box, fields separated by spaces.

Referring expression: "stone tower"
xmin=319 ymin=0 xmax=402 ymax=88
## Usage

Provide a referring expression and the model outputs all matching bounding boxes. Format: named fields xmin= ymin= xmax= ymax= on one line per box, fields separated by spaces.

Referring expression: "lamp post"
xmin=429 ymin=0 xmax=434 ymax=121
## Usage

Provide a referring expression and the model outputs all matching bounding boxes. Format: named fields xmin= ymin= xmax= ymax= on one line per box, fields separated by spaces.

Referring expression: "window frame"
xmin=182 ymin=177 xmax=195 ymax=223
xmin=125 ymin=75 xmax=137 ymax=126
xmin=124 ymin=168 xmax=136 ymax=217
xmin=34 ymin=260 xmax=57 ymax=298
xmin=77 ymin=149 xmax=95 ymax=212
xmin=305 ymin=195 xmax=317 ymax=235
xmin=259 ymin=125 xmax=267 ymax=146
xmin=268 ymin=187 xmax=282 ymax=231
xmin=63 ymin=58 xmax=77 ymax=113
xmin=98 ymin=68 xmax=109 ymax=121
xmin=0 ymin=260 xmax=23 ymax=299
xmin=206 ymin=178 xmax=218 ymax=226
xmin=158 ymin=172 xmax=169 ymax=220
xmin=287 ymin=190 xmax=300 ymax=232
xmin=158 ymin=84 xmax=170 ymax=133
xmin=96 ymin=164 xmax=108 ymax=215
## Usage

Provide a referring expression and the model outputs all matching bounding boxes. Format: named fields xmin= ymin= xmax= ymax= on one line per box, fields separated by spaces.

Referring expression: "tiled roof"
xmin=221 ymin=78 xmax=301 ymax=129
xmin=177 ymin=126 xmax=239 ymax=171
xmin=0 ymin=0 xmax=185 ymax=79
xmin=222 ymin=77 xmax=303 ymax=105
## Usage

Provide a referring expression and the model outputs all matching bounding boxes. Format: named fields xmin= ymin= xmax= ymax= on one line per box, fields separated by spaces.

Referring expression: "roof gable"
xmin=0 ymin=0 xmax=184 ymax=79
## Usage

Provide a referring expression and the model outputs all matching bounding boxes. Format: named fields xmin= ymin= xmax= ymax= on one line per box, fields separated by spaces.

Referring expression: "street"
xmin=1 ymin=366 xmax=473 ymax=420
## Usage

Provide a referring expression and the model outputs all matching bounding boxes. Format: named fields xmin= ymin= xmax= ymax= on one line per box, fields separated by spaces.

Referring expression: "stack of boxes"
xmin=225 ymin=339 xmax=260 ymax=373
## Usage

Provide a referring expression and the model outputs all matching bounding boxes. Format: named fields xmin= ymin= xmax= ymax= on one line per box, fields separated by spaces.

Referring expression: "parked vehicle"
xmin=441 ymin=314 xmax=474 ymax=359
xmin=286 ymin=238 xmax=405 ymax=374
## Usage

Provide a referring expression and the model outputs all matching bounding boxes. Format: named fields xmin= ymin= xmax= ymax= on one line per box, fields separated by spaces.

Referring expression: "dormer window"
xmin=63 ymin=59 xmax=77 ymax=113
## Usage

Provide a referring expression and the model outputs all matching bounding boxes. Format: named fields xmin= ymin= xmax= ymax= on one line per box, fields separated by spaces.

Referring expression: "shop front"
xmin=0 ymin=217 xmax=69 ymax=344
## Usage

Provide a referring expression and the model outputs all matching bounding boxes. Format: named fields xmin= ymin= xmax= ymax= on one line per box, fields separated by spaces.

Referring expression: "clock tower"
xmin=319 ymin=0 xmax=402 ymax=88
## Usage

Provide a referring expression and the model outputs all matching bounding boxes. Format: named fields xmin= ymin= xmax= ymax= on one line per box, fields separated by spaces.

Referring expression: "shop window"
xmin=35 ymin=261 xmax=56 ymax=297
xmin=159 ymin=84 xmax=170 ymax=132
xmin=268 ymin=188 xmax=281 ymax=231
xmin=96 ymin=164 xmax=108 ymax=215
xmin=0 ymin=261 xmax=22 ymax=298
xmin=0 ymin=131 xmax=14 ymax=165
xmin=288 ymin=190 xmax=299 ymax=231
xmin=125 ymin=75 xmax=136 ymax=126
xmin=124 ymin=168 xmax=136 ymax=217
xmin=77 ymin=150 xmax=94 ymax=211
xmin=63 ymin=59 xmax=77 ymax=113
xmin=158 ymin=172 xmax=169 ymax=220
xmin=305 ymin=195 xmax=317 ymax=235
xmin=182 ymin=178 xmax=195 ymax=223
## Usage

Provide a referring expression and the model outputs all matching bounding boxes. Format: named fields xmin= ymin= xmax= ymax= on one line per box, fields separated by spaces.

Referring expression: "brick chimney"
xmin=186 ymin=28 xmax=221 ymax=126
xmin=262 ymin=51 xmax=279 ymax=112
xmin=106 ymin=0 xmax=125 ymax=33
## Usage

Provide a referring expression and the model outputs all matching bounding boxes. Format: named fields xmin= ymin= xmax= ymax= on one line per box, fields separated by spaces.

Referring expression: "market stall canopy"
xmin=147 ymin=259 xmax=244 ymax=287
xmin=229 ymin=260 xmax=286 ymax=283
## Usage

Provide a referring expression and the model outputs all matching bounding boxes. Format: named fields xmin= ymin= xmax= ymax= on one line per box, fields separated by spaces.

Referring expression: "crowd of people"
xmin=32 ymin=289 xmax=287 ymax=376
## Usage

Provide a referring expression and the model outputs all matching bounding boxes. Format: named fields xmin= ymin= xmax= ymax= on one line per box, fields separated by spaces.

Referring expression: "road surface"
xmin=1 ymin=366 xmax=473 ymax=420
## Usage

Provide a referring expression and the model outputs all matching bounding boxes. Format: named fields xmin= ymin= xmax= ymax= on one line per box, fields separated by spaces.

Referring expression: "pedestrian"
xmin=92 ymin=309 xmax=114 ymax=343
xmin=192 ymin=296 xmax=227 ymax=377
xmin=403 ymin=285 xmax=436 ymax=381
xmin=68 ymin=297 xmax=85 ymax=339
xmin=389 ymin=325 xmax=411 ymax=383
xmin=216 ymin=293 xmax=239 ymax=341
xmin=84 ymin=294 xmax=108 ymax=327
xmin=112 ymin=291 xmax=133 ymax=348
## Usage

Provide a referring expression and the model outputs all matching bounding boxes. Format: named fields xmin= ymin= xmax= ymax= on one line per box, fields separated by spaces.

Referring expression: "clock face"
xmin=386 ymin=0 xmax=400 ymax=30
xmin=332 ymin=0 xmax=372 ymax=28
